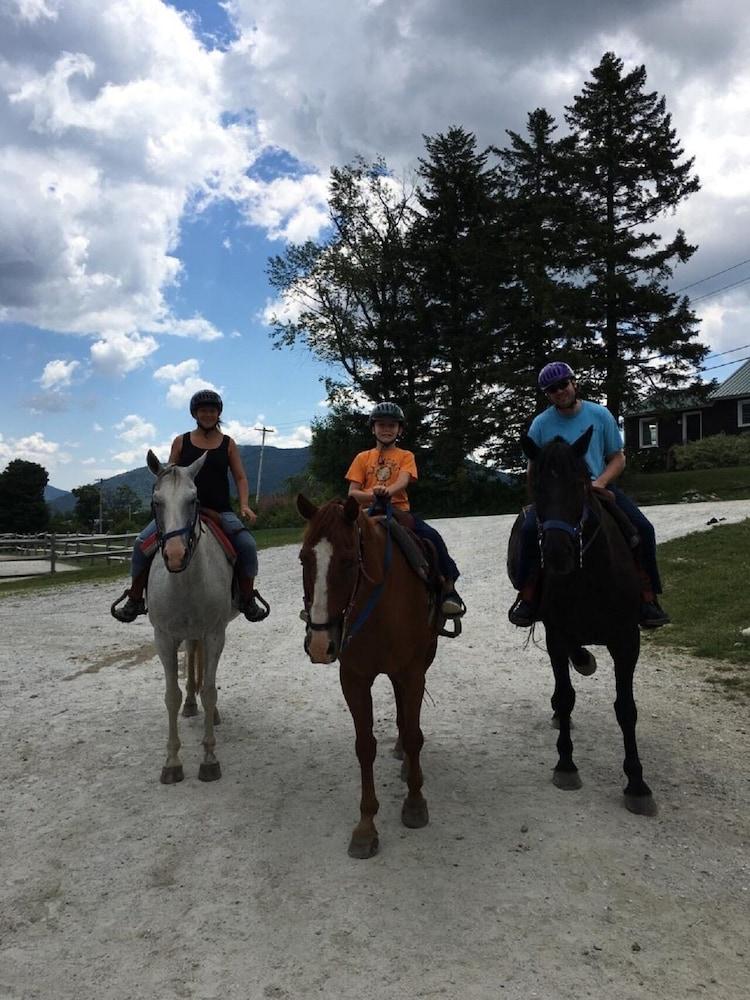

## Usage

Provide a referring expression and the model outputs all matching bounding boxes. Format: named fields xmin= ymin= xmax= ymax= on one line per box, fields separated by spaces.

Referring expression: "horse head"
xmin=522 ymin=426 xmax=593 ymax=575
xmin=147 ymin=449 xmax=207 ymax=573
xmin=297 ymin=494 xmax=362 ymax=663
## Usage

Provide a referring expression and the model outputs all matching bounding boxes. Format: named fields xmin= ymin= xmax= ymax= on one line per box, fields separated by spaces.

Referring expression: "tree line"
xmin=267 ymin=53 xmax=708 ymax=507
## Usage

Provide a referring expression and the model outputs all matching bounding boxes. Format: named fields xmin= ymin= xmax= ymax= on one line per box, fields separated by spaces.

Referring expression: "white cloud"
xmin=39 ymin=358 xmax=79 ymax=389
xmin=89 ymin=331 xmax=158 ymax=376
xmin=236 ymin=173 xmax=329 ymax=242
xmin=115 ymin=414 xmax=156 ymax=444
xmin=221 ymin=417 xmax=311 ymax=448
xmin=153 ymin=358 xmax=220 ymax=409
xmin=154 ymin=358 xmax=201 ymax=382
xmin=0 ymin=429 xmax=71 ymax=480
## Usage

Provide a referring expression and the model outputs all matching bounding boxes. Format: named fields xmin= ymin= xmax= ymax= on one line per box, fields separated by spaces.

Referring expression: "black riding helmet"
xmin=369 ymin=401 xmax=405 ymax=426
xmin=190 ymin=389 xmax=223 ymax=418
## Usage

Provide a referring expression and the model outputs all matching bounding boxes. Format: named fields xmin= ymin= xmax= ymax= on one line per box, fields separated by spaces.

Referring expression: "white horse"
xmin=145 ymin=449 xmax=238 ymax=783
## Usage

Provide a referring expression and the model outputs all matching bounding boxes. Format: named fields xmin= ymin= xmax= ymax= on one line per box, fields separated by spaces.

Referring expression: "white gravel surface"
xmin=2 ymin=500 xmax=749 ymax=1000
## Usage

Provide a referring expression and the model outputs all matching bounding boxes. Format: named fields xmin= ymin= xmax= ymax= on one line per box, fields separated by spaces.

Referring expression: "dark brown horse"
xmin=521 ymin=427 xmax=656 ymax=816
xmin=296 ymin=495 xmax=440 ymax=858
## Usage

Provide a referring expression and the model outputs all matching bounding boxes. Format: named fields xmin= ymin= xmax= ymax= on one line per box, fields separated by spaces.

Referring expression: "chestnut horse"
xmin=520 ymin=427 xmax=656 ymax=815
xmin=297 ymin=495 xmax=440 ymax=858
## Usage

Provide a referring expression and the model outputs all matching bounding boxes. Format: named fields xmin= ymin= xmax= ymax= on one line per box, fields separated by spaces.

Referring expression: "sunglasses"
xmin=544 ymin=378 xmax=572 ymax=393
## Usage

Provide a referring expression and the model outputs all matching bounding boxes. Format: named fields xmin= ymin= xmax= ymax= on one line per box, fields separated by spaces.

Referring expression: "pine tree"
xmin=565 ymin=52 xmax=706 ymax=418
xmin=412 ymin=127 xmax=505 ymax=480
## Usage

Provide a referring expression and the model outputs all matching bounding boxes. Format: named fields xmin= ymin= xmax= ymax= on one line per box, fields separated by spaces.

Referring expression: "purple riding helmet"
xmin=538 ymin=361 xmax=575 ymax=390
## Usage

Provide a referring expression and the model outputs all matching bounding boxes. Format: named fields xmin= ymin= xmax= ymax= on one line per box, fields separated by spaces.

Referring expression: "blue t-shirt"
xmin=527 ymin=400 xmax=623 ymax=479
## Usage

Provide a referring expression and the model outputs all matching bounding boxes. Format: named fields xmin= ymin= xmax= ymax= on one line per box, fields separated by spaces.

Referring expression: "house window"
xmin=639 ymin=418 xmax=658 ymax=448
xmin=738 ymin=399 xmax=750 ymax=428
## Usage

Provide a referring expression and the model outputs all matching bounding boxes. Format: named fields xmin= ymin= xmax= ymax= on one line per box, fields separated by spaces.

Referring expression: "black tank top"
xmin=179 ymin=432 xmax=231 ymax=512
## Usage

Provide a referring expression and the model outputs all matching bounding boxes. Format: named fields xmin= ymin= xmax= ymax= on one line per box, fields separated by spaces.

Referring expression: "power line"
xmin=705 ymin=342 xmax=750 ymax=360
xmin=675 ymin=257 xmax=750 ymax=293
xmin=688 ymin=274 xmax=750 ymax=304
xmin=699 ymin=353 xmax=750 ymax=373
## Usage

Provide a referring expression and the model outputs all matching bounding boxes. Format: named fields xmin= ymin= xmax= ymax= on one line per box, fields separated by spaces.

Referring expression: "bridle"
xmin=151 ymin=479 xmax=201 ymax=572
xmin=536 ymin=491 xmax=601 ymax=569
xmin=302 ymin=502 xmax=393 ymax=651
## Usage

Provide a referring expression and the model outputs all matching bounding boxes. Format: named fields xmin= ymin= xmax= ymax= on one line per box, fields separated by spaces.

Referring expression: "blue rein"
xmin=341 ymin=501 xmax=393 ymax=649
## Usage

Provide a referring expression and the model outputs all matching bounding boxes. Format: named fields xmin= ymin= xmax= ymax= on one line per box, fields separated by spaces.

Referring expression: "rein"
xmin=304 ymin=501 xmax=394 ymax=650
xmin=152 ymin=489 xmax=201 ymax=571
xmin=537 ymin=494 xmax=601 ymax=569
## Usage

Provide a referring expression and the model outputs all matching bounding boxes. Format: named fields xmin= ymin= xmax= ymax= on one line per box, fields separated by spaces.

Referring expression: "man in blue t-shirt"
xmin=508 ymin=361 xmax=670 ymax=629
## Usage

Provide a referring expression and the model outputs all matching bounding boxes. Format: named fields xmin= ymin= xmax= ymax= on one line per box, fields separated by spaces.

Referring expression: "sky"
xmin=1 ymin=0 xmax=749 ymax=490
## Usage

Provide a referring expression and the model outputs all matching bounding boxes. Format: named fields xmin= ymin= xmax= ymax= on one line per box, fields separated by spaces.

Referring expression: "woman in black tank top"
xmin=111 ymin=389 xmax=269 ymax=624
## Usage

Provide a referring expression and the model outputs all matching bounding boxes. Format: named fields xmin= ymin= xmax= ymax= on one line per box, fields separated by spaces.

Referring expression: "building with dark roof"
xmin=623 ymin=359 xmax=750 ymax=455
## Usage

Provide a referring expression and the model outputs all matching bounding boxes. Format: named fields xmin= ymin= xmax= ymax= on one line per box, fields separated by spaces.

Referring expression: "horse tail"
xmin=186 ymin=640 xmax=204 ymax=696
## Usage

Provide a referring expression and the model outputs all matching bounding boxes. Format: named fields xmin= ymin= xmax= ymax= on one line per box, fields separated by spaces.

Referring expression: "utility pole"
xmin=98 ymin=478 xmax=104 ymax=534
xmin=254 ymin=426 xmax=275 ymax=505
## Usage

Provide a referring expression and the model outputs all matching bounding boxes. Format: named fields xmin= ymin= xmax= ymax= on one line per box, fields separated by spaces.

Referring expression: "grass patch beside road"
xmin=623 ymin=465 xmax=750 ymax=505
xmin=0 ymin=525 xmax=304 ymax=598
xmin=644 ymin=519 xmax=750 ymax=698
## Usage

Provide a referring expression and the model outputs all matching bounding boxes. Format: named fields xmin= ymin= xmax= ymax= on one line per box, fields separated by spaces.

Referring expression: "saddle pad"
xmin=506 ymin=507 xmax=529 ymax=590
xmin=376 ymin=519 xmax=432 ymax=583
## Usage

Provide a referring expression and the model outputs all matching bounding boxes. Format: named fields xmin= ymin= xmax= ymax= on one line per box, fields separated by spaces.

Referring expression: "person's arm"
xmin=168 ymin=435 xmax=182 ymax=465
xmin=593 ymin=450 xmax=625 ymax=489
xmin=228 ymin=438 xmax=256 ymax=524
xmin=372 ymin=469 xmax=413 ymax=498
xmin=347 ymin=480 xmax=375 ymax=505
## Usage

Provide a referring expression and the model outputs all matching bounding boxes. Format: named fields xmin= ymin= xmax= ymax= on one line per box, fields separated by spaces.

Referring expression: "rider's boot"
xmin=111 ymin=568 xmax=148 ymax=623
xmin=635 ymin=566 xmax=671 ymax=628
xmin=238 ymin=575 xmax=270 ymax=622
xmin=441 ymin=579 xmax=466 ymax=618
xmin=508 ymin=580 xmax=538 ymax=627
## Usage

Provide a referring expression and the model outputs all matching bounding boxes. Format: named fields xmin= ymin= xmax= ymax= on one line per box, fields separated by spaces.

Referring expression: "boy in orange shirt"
xmin=346 ymin=402 xmax=465 ymax=618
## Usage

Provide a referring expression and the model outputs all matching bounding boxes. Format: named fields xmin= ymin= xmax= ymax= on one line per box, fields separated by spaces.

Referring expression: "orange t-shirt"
xmin=345 ymin=447 xmax=418 ymax=510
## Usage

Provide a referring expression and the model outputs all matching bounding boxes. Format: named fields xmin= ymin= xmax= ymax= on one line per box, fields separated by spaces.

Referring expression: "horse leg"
xmin=611 ymin=635 xmax=656 ymax=816
xmin=198 ymin=633 xmax=225 ymax=782
xmin=182 ymin=640 xmax=199 ymax=717
xmin=340 ymin=669 xmax=379 ymax=859
xmin=390 ymin=676 xmax=405 ymax=761
xmin=155 ymin=630 xmax=184 ymax=784
xmin=547 ymin=633 xmax=582 ymax=791
xmin=396 ymin=672 xmax=429 ymax=829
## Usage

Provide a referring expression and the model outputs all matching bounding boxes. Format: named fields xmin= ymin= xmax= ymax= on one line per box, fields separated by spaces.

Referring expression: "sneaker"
xmin=441 ymin=590 xmax=466 ymax=617
xmin=241 ymin=590 xmax=270 ymax=622
xmin=639 ymin=600 xmax=671 ymax=629
xmin=508 ymin=596 xmax=536 ymax=627
xmin=111 ymin=594 xmax=146 ymax=623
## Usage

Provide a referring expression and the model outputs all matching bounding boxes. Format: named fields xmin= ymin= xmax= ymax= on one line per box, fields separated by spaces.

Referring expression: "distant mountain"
xmin=46 ymin=444 xmax=310 ymax=512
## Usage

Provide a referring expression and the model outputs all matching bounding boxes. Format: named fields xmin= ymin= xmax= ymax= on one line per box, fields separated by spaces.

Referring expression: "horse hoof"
xmin=160 ymin=765 xmax=184 ymax=784
xmin=570 ymin=648 xmax=597 ymax=676
xmin=624 ymin=793 xmax=657 ymax=816
xmin=198 ymin=761 xmax=222 ymax=782
xmin=182 ymin=703 xmax=198 ymax=718
xmin=401 ymin=799 xmax=429 ymax=829
xmin=348 ymin=836 xmax=379 ymax=859
xmin=553 ymin=769 xmax=582 ymax=791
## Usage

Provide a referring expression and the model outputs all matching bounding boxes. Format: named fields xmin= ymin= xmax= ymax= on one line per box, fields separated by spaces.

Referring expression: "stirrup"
xmin=441 ymin=591 xmax=466 ymax=618
xmin=242 ymin=589 xmax=270 ymax=622
xmin=438 ymin=615 xmax=462 ymax=639
xmin=110 ymin=590 xmax=146 ymax=623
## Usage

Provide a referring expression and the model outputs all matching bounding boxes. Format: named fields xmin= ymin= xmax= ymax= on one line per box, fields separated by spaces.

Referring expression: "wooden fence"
xmin=0 ymin=533 xmax=138 ymax=578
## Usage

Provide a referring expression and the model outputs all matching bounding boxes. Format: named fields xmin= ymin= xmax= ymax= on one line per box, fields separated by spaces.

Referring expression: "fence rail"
xmin=0 ymin=533 xmax=138 ymax=578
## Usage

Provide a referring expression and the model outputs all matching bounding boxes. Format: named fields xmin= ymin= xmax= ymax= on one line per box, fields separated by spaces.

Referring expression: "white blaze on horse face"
xmin=308 ymin=538 xmax=335 ymax=663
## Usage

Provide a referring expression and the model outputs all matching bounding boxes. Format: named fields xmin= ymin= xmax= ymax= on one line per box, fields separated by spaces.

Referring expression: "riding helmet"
xmin=190 ymin=389 xmax=223 ymax=418
xmin=538 ymin=362 xmax=575 ymax=390
xmin=369 ymin=401 xmax=405 ymax=426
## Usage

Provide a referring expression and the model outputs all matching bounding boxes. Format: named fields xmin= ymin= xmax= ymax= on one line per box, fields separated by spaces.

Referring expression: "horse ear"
xmin=185 ymin=451 xmax=208 ymax=480
xmin=572 ymin=425 xmax=594 ymax=458
xmin=146 ymin=450 xmax=163 ymax=476
xmin=521 ymin=434 xmax=539 ymax=461
xmin=297 ymin=494 xmax=318 ymax=521
xmin=343 ymin=495 xmax=360 ymax=522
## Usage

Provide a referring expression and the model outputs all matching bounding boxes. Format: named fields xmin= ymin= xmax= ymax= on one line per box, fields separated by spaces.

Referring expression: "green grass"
xmin=643 ymin=519 xmax=750 ymax=699
xmin=623 ymin=465 xmax=750 ymax=505
xmin=0 ymin=525 xmax=304 ymax=598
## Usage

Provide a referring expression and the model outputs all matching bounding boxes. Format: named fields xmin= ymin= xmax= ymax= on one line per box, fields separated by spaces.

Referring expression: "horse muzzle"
xmin=162 ymin=538 xmax=190 ymax=573
xmin=303 ymin=618 xmax=342 ymax=664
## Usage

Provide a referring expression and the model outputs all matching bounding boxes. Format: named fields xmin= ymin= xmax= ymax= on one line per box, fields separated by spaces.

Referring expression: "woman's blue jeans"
xmin=131 ymin=512 xmax=258 ymax=578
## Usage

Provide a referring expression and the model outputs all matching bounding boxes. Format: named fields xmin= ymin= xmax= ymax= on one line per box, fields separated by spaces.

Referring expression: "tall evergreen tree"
xmin=412 ymin=127 xmax=505 ymax=479
xmin=0 ymin=459 xmax=49 ymax=533
xmin=566 ymin=52 xmax=706 ymax=418
xmin=491 ymin=109 xmax=592 ymax=459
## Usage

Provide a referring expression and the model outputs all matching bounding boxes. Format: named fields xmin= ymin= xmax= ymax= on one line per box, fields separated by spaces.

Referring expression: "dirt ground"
xmin=2 ymin=501 xmax=749 ymax=1000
